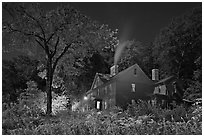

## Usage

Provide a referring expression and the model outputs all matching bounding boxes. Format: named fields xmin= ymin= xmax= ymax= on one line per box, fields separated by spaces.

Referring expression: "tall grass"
xmin=2 ymin=100 xmax=202 ymax=135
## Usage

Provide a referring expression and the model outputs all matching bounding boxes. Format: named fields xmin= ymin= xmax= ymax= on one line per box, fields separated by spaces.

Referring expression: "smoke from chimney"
xmin=114 ymin=41 xmax=127 ymax=65
xmin=114 ymin=40 xmax=134 ymax=65
xmin=114 ymin=21 xmax=134 ymax=65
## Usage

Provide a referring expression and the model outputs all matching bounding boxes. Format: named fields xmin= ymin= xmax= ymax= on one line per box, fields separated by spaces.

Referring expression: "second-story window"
xmin=131 ymin=84 xmax=136 ymax=92
xmin=97 ymin=89 xmax=100 ymax=96
xmin=105 ymin=86 xmax=108 ymax=94
xmin=134 ymin=68 xmax=137 ymax=75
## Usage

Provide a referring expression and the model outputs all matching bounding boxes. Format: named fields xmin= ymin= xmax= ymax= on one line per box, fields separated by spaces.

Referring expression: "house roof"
xmin=90 ymin=73 xmax=111 ymax=90
xmin=97 ymin=73 xmax=111 ymax=82
xmin=85 ymin=63 xmax=152 ymax=96
xmin=154 ymin=76 xmax=176 ymax=86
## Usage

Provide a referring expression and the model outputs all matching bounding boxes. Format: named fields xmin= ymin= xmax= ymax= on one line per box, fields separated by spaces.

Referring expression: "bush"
xmin=3 ymin=96 xmax=202 ymax=135
xmin=2 ymin=102 xmax=43 ymax=134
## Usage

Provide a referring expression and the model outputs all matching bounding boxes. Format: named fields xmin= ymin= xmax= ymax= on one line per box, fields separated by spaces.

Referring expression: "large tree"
xmin=153 ymin=6 xmax=201 ymax=91
xmin=3 ymin=3 xmax=118 ymax=115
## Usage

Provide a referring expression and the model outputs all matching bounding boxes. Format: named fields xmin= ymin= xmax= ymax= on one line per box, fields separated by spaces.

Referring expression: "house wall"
xmin=115 ymin=64 xmax=155 ymax=109
xmin=83 ymin=64 xmax=157 ymax=111
xmin=86 ymin=81 xmax=116 ymax=110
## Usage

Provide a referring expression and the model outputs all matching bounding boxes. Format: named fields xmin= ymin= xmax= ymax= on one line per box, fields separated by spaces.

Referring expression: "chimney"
xmin=110 ymin=65 xmax=118 ymax=76
xmin=152 ymin=69 xmax=159 ymax=80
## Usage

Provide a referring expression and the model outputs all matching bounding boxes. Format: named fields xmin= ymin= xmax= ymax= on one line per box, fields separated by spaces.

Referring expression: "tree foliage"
xmin=2 ymin=55 xmax=42 ymax=103
xmin=3 ymin=3 xmax=118 ymax=114
xmin=153 ymin=6 xmax=201 ymax=91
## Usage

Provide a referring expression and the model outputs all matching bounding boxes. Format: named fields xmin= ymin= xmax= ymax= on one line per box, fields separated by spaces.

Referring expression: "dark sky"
xmin=3 ymin=2 xmax=201 ymax=60
xmin=41 ymin=2 xmax=201 ymax=44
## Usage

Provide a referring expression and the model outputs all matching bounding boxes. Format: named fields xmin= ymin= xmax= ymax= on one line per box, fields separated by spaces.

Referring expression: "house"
xmin=80 ymin=64 xmax=183 ymax=111
xmin=151 ymin=75 xmax=184 ymax=108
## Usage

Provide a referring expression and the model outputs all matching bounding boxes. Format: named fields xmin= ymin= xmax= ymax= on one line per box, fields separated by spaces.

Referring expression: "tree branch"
xmin=3 ymin=3 xmax=15 ymax=19
xmin=35 ymin=39 xmax=45 ymax=50
xmin=45 ymin=23 xmax=66 ymax=44
xmin=46 ymin=32 xmax=55 ymax=44
xmin=52 ymin=43 xmax=73 ymax=72
xmin=8 ymin=25 xmax=44 ymax=40
xmin=51 ymin=36 xmax=60 ymax=58
xmin=20 ymin=7 xmax=46 ymax=40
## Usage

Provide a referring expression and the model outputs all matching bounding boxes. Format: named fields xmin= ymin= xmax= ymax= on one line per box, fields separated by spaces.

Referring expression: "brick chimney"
xmin=152 ymin=69 xmax=159 ymax=80
xmin=110 ymin=65 xmax=118 ymax=76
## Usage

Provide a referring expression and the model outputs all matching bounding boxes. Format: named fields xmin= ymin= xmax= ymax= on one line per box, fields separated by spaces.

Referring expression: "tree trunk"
xmin=46 ymin=58 xmax=53 ymax=115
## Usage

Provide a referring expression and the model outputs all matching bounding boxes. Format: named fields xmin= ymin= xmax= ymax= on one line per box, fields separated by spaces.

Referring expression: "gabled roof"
xmin=90 ymin=73 xmax=99 ymax=90
xmin=90 ymin=73 xmax=111 ymax=90
xmin=154 ymin=76 xmax=176 ymax=86
xmin=86 ymin=63 xmax=153 ymax=95
xmin=97 ymin=73 xmax=111 ymax=82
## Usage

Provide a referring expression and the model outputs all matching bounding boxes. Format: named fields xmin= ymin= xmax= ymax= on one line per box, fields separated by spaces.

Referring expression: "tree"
xmin=3 ymin=3 xmax=118 ymax=115
xmin=2 ymin=55 xmax=41 ymax=103
xmin=153 ymin=6 xmax=201 ymax=91
xmin=55 ymin=25 xmax=118 ymax=98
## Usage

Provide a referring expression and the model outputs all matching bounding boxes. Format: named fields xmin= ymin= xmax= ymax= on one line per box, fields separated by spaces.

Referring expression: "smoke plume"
xmin=114 ymin=21 xmax=134 ymax=65
xmin=114 ymin=41 xmax=127 ymax=65
xmin=114 ymin=40 xmax=134 ymax=65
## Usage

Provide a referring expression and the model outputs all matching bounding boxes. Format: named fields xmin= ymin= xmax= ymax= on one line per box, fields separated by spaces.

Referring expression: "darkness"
xmin=41 ymin=2 xmax=201 ymax=44
xmin=2 ymin=2 xmax=201 ymax=59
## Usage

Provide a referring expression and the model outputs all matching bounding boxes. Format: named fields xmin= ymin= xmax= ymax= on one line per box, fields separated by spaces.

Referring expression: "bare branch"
xmin=45 ymin=23 xmax=66 ymax=44
xmin=8 ymin=24 xmax=44 ymax=40
xmin=51 ymin=36 xmax=60 ymax=58
xmin=46 ymin=33 xmax=55 ymax=44
xmin=35 ymin=39 xmax=45 ymax=50
xmin=3 ymin=3 xmax=15 ymax=18
xmin=22 ymin=8 xmax=46 ymax=40
xmin=52 ymin=42 xmax=73 ymax=72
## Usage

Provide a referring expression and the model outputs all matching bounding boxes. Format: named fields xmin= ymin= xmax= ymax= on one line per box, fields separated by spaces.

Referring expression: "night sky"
xmin=2 ymin=2 xmax=201 ymax=60
xmin=41 ymin=2 xmax=201 ymax=44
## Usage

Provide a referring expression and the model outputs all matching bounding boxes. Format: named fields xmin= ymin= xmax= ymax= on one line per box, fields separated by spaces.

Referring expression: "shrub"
xmin=3 ymin=92 xmax=202 ymax=135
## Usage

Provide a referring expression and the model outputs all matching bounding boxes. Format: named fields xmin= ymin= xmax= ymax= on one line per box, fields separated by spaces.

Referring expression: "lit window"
xmin=96 ymin=101 xmax=101 ymax=109
xmin=131 ymin=99 xmax=136 ymax=104
xmin=131 ymin=84 xmax=136 ymax=92
xmin=104 ymin=101 xmax=107 ymax=109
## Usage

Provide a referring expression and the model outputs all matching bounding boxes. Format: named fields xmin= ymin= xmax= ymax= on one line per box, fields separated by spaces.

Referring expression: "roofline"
xmin=90 ymin=73 xmax=99 ymax=90
xmin=84 ymin=63 xmax=150 ymax=96
xmin=154 ymin=76 xmax=176 ymax=86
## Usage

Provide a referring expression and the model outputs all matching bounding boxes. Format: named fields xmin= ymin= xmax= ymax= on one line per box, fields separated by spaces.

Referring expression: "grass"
xmin=2 ymin=100 xmax=202 ymax=135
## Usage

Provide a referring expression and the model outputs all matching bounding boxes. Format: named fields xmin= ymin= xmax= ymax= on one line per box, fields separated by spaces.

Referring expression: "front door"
xmin=95 ymin=99 xmax=102 ymax=111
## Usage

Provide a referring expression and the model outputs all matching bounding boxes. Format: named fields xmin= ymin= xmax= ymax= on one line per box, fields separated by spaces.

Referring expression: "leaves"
xmin=153 ymin=6 xmax=201 ymax=89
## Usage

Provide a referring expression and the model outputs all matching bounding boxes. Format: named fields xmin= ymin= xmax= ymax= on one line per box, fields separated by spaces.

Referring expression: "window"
xmin=105 ymin=86 xmax=108 ymax=94
xmin=131 ymin=99 xmax=136 ymax=105
xmin=109 ymin=84 xmax=112 ymax=90
xmin=131 ymin=84 xmax=136 ymax=92
xmin=158 ymin=86 xmax=161 ymax=93
xmin=134 ymin=68 xmax=137 ymax=75
xmin=96 ymin=101 xmax=101 ymax=109
xmin=104 ymin=101 xmax=107 ymax=109
xmin=97 ymin=89 xmax=100 ymax=96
